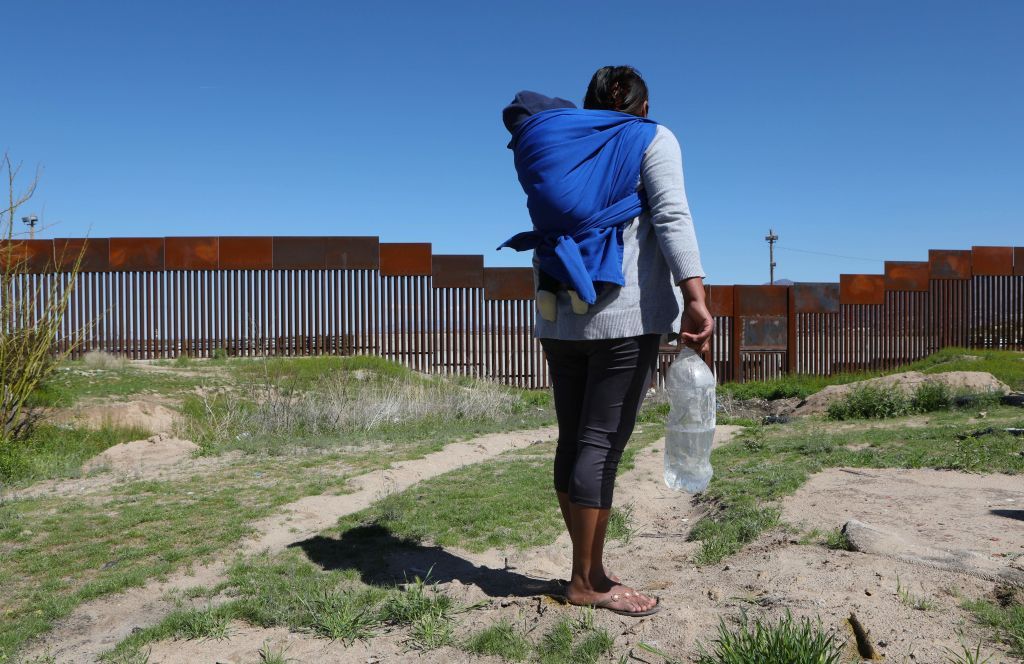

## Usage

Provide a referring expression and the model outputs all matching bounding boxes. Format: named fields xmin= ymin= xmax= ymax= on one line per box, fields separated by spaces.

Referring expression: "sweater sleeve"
xmin=640 ymin=125 xmax=705 ymax=283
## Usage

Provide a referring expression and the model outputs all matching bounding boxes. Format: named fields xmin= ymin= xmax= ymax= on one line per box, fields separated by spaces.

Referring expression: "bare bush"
xmin=1 ymin=153 xmax=84 ymax=443
xmin=82 ymin=351 xmax=128 ymax=371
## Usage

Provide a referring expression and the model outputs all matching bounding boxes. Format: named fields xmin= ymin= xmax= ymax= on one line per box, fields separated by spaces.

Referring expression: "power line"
xmin=775 ymin=245 xmax=883 ymax=263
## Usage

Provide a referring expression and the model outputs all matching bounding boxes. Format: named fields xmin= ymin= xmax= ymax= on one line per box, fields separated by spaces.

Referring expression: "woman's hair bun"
xmin=584 ymin=66 xmax=648 ymax=117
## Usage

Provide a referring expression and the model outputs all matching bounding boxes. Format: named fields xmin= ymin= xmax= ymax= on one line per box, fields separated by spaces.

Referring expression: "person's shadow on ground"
xmin=289 ymin=525 xmax=562 ymax=598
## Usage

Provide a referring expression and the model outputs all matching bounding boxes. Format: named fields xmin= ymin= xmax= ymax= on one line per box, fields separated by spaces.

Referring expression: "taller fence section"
xmin=1 ymin=238 xmax=1022 ymax=386
xmin=706 ymin=246 xmax=1023 ymax=383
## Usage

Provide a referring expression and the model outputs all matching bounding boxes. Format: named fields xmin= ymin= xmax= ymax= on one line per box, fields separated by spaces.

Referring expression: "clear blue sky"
xmin=4 ymin=1 xmax=1021 ymax=284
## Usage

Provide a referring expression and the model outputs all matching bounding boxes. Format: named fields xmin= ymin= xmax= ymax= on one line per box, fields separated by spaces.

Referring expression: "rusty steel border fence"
xmin=2 ymin=238 xmax=1022 ymax=387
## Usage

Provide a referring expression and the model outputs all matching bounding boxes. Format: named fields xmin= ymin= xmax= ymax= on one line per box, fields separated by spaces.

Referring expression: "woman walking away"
xmin=499 ymin=66 xmax=713 ymax=617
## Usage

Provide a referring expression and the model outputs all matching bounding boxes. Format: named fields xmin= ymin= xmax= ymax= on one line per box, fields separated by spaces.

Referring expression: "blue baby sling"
xmin=498 ymin=108 xmax=658 ymax=305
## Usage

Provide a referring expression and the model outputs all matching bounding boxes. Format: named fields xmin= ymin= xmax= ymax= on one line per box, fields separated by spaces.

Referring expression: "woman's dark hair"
xmin=583 ymin=66 xmax=648 ymax=116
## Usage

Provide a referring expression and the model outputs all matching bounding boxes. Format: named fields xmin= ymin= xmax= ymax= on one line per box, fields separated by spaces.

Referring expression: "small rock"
xmin=865 ymin=589 xmax=872 ymax=596
xmin=878 ymin=640 xmax=888 ymax=647
xmin=707 ymin=588 xmax=721 ymax=601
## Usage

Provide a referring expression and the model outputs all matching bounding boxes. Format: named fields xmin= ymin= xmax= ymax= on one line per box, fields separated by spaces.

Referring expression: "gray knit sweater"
xmin=533 ymin=125 xmax=705 ymax=341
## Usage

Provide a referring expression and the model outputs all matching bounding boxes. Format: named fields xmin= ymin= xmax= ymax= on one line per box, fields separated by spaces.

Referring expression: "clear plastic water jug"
xmin=664 ymin=346 xmax=716 ymax=492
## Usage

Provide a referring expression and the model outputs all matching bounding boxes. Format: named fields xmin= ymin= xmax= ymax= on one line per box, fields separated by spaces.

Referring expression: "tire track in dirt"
xmin=20 ymin=426 xmax=558 ymax=664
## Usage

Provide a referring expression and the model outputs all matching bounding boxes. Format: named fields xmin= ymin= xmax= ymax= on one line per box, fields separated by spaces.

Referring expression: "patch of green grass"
xmin=696 ymin=611 xmax=844 ymax=664
xmin=409 ymin=609 xmax=455 ymax=650
xmin=33 ymin=363 xmax=210 ymax=408
xmin=334 ymin=425 xmax=663 ymax=553
xmin=688 ymin=406 xmax=1024 ymax=565
xmin=257 ymin=641 xmax=291 ymax=664
xmin=102 ymin=549 xmax=460 ymax=660
xmin=690 ymin=505 xmax=780 ymax=566
xmin=0 ymin=423 xmax=150 ymax=485
xmin=536 ymin=611 xmax=614 ymax=664
xmin=963 ymin=593 xmax=1024 ymax=659
xmin=464 ymin=619 xmax=532 ymax=661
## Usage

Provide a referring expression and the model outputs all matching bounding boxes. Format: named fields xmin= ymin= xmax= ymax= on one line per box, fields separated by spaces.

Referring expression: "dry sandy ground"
xmin=20 ymin=426 xmax=559 ymax=663
xmin=139 ymin=426 xmax=1020 ymax=664
xmin=49 ymin=398 xmax=179 ymax=434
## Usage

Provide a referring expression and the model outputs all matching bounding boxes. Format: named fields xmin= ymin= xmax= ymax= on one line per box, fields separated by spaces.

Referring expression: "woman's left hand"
xmin=679 ymin=277 xmax=714 ymax=354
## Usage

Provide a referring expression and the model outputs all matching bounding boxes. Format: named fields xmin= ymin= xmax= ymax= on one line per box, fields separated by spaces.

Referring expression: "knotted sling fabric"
xmin=499 ymin=107 xmax=658 ymax=304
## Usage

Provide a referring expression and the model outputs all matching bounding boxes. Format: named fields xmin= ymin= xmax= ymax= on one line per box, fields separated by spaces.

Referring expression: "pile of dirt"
xmin=793 ymin=370 xmax=1010 ymax=416
xmin=81 ymin=434 xmax=200 ymax=474
xmin=52 ymin=399 xmax=178 ymax=434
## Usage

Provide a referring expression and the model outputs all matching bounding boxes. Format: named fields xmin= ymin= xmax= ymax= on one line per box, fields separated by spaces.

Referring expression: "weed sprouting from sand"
xmin=607 ymin=501 xmax=636 ymax=544
xmin=464 ymin=619 xmax=532 ymax=661
xmin=896 ymin=575 xmax=936 ymax=611
xmin=378 ymin=576 xmax=454 ymax=625
xmin=409 ymin=609 xmax=455 ymax=650
xmin=943 ymin=635 xmax=993 ymax=664
xmin=796 ymin=527 xmax=853 ymax=551
xmin=636 ymin=641 xmax=683 ymax=664
xmin=536 ymin=610 xmax=614 ymax=664
xmin=696 ymin=611 xmax=844 ymax=664
xmin=257 ymin=641 xmax=292 ymax=664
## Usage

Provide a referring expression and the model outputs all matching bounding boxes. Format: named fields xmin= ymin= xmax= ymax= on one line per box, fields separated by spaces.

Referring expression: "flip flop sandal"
xmin=578 ymin=591 xmax=662 ymax=617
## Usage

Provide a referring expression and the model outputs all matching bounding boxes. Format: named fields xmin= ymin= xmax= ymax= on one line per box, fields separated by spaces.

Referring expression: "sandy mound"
xmin=794 ymin=370 xmax=1010 ymax=416
xmin=82 ymin=434 xmax=200 ymax=474
xmin=52 ymin=399 xmax=178 ymax=434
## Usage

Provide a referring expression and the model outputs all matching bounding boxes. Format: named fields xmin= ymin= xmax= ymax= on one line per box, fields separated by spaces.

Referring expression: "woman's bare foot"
xmin=564 ymin=577 xmax=658 ymax=615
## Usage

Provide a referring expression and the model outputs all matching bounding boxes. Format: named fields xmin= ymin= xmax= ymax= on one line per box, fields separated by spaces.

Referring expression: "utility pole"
xmin=765 ymin=228 xmax=778 ymax=285
xmin=22 ymin=215 xmax=38 ymax=239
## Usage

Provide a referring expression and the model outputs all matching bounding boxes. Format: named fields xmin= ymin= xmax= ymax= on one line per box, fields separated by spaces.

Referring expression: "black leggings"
xmin=541 ymin=334 xmax=660 ymax=509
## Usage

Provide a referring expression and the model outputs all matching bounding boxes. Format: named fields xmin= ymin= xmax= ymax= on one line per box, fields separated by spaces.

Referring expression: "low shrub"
xmin=826 ymin=385 xmax=912 ymax=420
xmin=827 ymin=380 xmax=1005 ymax=421
xmin=912 ymin=381 xmax=952 ymax=413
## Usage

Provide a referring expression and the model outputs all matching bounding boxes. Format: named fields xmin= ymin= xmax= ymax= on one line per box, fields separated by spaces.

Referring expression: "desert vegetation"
xmin=2 ymin=340 xmax=1023 ymax=662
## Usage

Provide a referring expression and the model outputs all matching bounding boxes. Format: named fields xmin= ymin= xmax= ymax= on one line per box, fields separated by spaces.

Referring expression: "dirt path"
xmin=139 ymin=427 xmax=744 ymax=664
xmin=145 ymin=424 xmax=1015 ymax=663
xmin=20 ymin=426 xmax=557 ymax=663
